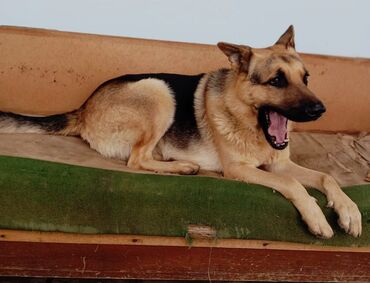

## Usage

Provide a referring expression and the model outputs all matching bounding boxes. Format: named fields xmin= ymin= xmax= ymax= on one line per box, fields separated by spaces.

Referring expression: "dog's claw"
xmin=326 ymin=200 xmax=334 ymax=208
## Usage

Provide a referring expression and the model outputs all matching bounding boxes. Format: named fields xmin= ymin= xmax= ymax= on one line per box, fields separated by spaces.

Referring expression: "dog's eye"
xmin=303 ymin=73 xmax=309 ymax=86
xmin=268 ymin=71 xmax=288 ymax=88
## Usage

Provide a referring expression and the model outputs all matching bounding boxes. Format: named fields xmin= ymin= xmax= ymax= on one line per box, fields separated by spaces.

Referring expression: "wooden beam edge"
xmin=1 ymin=229 xmax=369 ymax=253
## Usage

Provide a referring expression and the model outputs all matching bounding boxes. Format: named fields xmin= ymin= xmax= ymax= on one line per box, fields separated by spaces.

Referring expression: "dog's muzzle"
xmin=278 ymin=100 xmax=326 ymax=122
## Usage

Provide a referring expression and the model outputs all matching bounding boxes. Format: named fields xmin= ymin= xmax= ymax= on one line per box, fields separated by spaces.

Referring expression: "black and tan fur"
xmin=0 ymin=26 xmax=361 ymax=238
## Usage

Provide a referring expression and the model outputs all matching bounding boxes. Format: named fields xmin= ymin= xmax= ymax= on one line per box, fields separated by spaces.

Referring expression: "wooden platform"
xmin=1 ymin=230 xmax=370 ymax=282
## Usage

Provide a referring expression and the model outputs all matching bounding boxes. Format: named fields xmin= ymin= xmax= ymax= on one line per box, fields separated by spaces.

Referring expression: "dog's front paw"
xmin=307 ymin=220 xmax=334 ymax=239
xmin=328 ymin=193 xmax=362 ymax=237
xmin=303 ymin=198 xmax=334 ymax=239
xmin=297 ymin=197 xmax=334 ymax=239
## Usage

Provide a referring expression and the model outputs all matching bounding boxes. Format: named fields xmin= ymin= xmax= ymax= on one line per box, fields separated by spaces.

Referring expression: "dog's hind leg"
xmin=266 ymin=159 xmax=362 ymax=237
xmin=81 ymin=78 xmax=199 ymax=175
xmin=127 ymin=132 xmax=199 ymax=175
xmin=119 ymin=79 xmax=199 ymax=175
xmin=125 ymin=101 xmax=200 ymax=174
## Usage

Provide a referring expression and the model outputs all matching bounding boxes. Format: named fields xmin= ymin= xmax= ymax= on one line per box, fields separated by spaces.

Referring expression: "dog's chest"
xmin=249 ymin=145 xmax=283 ymax=166
xmin=223 ymin=129 xmax=285 ymax=167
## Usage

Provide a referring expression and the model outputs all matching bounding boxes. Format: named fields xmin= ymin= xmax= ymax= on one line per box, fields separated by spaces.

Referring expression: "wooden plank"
xmin=1 ymin=241 xmax=369 ymax=281
xmin=2 ymin=229 xmax=370 ymax=253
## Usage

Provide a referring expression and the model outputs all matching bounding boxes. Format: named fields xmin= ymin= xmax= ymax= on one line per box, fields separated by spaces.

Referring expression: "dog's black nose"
xmin=305 ymin=102 xmax=326 ymax=117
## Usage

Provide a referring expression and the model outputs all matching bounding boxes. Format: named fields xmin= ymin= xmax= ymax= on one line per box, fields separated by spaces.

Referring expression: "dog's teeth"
xmin=284 ymin=138 xmax=289 ymax=142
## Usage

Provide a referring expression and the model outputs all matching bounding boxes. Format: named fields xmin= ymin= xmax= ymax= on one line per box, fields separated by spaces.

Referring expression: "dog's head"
xmin=217 ymin=25 xmax=325 ymax=150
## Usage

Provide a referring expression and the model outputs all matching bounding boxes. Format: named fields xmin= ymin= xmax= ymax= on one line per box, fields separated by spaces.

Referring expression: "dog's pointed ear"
xmin=275 ymin=25 xmax=295 ymax=49
xmin=217 ymin=42 xmax=252 ymax=72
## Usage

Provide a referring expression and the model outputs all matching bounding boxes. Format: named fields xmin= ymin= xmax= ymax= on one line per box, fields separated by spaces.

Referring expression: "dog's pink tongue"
xmin=268 ymin=111 xmax=288 ymax=144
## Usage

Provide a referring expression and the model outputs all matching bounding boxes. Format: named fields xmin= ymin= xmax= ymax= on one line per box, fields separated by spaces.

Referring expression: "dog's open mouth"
xmin=258 ymin=108 xmax=289 ymax=150
xmin=258 ymin=101 xmax=325 ymax=150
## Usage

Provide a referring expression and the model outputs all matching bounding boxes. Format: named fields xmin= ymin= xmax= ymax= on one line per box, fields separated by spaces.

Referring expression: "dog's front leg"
xmin=224 ymin=162 xmax=334 ymax=238
xmin=266 ymin=160 xmax=362 ymax=237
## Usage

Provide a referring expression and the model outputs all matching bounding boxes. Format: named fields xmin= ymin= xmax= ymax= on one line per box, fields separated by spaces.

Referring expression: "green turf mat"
xmin=0 ymin=155 xmax=369 ymax=246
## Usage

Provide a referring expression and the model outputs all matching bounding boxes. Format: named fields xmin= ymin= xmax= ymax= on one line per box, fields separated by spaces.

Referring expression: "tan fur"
xmin=78 ymin=78 xmax=199 ymax=174
xmin=0 ymin=26 xmax=361 ymax=238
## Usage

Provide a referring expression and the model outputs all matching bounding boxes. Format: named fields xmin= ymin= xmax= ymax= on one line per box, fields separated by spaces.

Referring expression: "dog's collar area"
xmin=258 ymin=108 xmax=289 ymax=150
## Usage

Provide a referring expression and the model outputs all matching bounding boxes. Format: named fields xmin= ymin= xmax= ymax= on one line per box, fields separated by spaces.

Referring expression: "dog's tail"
xmin=0 ymin=110 xmax=82 ymax=136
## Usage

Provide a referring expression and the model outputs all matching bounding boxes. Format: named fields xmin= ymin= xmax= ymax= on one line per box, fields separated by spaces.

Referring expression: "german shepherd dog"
xmin=0 ymin=26 xmax=361 ymax=238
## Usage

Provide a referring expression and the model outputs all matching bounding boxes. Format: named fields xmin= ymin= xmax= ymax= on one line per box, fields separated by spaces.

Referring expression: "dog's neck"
xmin=226 ymin=90 xmax=261 ymax=130
xmin=207 ymin=87 xmax=265 ymax=149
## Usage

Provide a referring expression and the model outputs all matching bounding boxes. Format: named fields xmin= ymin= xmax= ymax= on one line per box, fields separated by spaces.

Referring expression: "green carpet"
xmin=0 ymin=155 xmax=369 ymax=246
